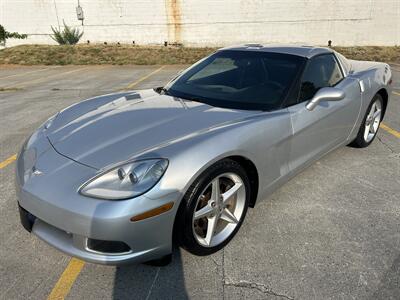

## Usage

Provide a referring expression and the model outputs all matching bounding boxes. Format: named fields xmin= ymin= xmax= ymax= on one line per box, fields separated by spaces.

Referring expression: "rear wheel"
xmin=176 ymin=159 xmax=250 ymax=256
xmin=350 ymin=94 xmax=383 ymax=148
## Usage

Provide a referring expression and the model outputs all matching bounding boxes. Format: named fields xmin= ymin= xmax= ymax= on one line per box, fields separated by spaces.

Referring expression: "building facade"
xmin=1 ymin=0 xmax=399 ymax=47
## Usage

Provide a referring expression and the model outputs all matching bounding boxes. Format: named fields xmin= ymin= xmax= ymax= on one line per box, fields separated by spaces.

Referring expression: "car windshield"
xmin=164 ymin=50 xmax=305 ymax=110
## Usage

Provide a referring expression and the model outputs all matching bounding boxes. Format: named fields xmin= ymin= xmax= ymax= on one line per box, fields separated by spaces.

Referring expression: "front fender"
xmin=144 ymin=110 xmax=292 ymax=207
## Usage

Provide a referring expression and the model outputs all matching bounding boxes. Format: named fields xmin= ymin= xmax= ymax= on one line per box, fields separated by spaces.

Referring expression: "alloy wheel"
xmin=192 ymin=172 xmax=246 ymax=247
xmin=364 ymin=99 xmax=382 ymax=143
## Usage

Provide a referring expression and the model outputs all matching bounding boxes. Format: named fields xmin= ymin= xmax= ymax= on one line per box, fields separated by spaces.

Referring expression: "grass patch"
xmin=0 ymin=44 xmax=399 ymax=65
xmin=333 ymin=46 xmax=400 ymax=64
xmin=0 ymin=44 xmax=216 ymax=65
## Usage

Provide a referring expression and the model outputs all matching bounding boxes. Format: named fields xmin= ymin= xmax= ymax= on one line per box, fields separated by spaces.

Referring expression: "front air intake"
xmin=86 ymin=238 xmax=131 ymax=254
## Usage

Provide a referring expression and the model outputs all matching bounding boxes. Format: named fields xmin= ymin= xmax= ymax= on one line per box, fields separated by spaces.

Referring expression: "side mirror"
xmin=306 ymin=87 xmax=345 ymax=111
xmin=154 ymin=86 xmax=164 ymax=93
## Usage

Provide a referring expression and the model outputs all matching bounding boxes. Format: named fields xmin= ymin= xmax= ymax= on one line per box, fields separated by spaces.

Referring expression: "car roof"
xmin=219 ymin=44 xmax=333 ymax=59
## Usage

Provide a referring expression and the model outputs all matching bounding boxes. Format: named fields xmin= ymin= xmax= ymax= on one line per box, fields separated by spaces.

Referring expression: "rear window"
xmin=335 ymin=52 xmax=351 ymax=75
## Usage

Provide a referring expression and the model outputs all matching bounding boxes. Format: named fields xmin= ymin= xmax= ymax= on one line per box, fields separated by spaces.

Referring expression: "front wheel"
xmin=176 ymin=159 xmax=250 ymax=256
xmin=350 ymin=94 xmax=383 ymax=148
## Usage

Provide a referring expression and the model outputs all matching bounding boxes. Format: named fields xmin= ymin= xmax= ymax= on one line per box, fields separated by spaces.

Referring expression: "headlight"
xmin=79 ymin=159 xmax=169 ymax=200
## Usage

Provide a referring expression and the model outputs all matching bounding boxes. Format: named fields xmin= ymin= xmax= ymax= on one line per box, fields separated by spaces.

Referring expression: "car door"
xmin=287 ymin=53 xmax=361 ymax=171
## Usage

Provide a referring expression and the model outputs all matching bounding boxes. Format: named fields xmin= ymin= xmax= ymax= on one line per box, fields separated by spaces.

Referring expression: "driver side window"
xmin=298 ymin=54 xmax=343 ymax=102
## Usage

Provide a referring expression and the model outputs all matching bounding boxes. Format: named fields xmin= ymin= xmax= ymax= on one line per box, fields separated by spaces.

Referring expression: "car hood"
xmin=47 ymin=89 xmax=258 ymax=169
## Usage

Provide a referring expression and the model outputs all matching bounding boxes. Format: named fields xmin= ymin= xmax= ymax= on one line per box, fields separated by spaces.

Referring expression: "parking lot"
xmin=0 ymin=64 xmax=399 ymax=300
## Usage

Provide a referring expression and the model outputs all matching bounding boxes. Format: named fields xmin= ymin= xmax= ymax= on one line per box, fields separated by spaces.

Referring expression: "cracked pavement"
xmin=0 ymin=65 xmax=399 ymax=299
xmin=223 ymin=280 xmax=294 ymax=300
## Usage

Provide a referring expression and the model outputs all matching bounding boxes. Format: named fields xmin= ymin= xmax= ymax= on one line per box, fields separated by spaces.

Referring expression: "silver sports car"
xmin=16 ymin=45 xmax=392 ymax=265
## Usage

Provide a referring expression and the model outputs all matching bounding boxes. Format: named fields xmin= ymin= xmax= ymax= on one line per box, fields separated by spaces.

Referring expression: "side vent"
xmin=358 ymin=80 xmax=365 ymax=93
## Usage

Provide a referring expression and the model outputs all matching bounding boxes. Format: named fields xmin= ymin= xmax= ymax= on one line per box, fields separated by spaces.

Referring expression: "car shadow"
xmin=112 ymin=246 xmax=189 ymax=299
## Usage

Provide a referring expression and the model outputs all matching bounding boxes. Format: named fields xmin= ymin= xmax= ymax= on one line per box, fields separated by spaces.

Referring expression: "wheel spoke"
xmin=211 ymin=178 xmax=221 ymax=201
xmin=204 ymin=216 xmax=218 ymax=246
xmin=364 ymin=124 xmax=371 ymax=140
xmin=222 ymin=182 xmax=242 ymax=204
xmin=220 ymin=208 xmax=239 ymax=224
xmin=370 ymin=124 xmax=376 ymax=134
xmin=194 ymin=204 xmax=214 ymax=220
xmin=373 ymin=109 xmax=381 ymax=119
xmin=368 ymin=103 xmax=376 ymax=118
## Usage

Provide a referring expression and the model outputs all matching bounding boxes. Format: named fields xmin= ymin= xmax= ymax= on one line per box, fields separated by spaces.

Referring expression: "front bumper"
xmin=16 ymin=131 xmax=180 ymax=265
xmin=17 ymin=201 xmax=177 ymax=265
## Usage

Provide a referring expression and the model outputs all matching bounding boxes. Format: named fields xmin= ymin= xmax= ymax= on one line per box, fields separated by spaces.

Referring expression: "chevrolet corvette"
xmin=16 ymin=45 xmax=392 ymax=265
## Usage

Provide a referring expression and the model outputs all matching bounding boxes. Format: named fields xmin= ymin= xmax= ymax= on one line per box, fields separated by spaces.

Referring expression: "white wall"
xmin=1 ymin=0 xmax=399 ymax=47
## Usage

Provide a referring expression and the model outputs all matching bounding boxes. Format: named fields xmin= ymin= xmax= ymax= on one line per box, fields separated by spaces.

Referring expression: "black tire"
xmin=350 ymin=94 xmax=383 ymax=148
xmin=175 ymin=159 xmax=250 ymax=256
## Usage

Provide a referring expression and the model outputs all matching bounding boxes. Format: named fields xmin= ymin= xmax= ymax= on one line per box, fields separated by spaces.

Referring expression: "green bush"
xmin=51 ymin=22 xmax=83 ymax=45
xmin=0 ymin=24 xmax=27 ymax=44
xmin=0 ymin=25 xmax=5 ymax=43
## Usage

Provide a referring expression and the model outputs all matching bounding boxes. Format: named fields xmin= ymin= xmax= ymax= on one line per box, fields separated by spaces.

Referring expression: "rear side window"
xmin=298 ymin=54 xmax=344 ymax=102
xmin=335 ymin=52 xmax=351 ymax=75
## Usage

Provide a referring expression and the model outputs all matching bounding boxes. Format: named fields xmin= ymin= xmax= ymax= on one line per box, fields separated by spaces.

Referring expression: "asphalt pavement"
xmin=0 ymin=64 xmax=399 ymax=300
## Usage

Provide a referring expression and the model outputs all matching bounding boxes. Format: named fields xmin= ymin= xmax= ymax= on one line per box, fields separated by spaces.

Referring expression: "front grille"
xmin=86 ymin=238 xmax=131 ymax=254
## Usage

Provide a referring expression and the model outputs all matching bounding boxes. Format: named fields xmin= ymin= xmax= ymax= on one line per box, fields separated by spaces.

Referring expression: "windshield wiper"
xmin=155 ymin=87 xmax=205 ymax=105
